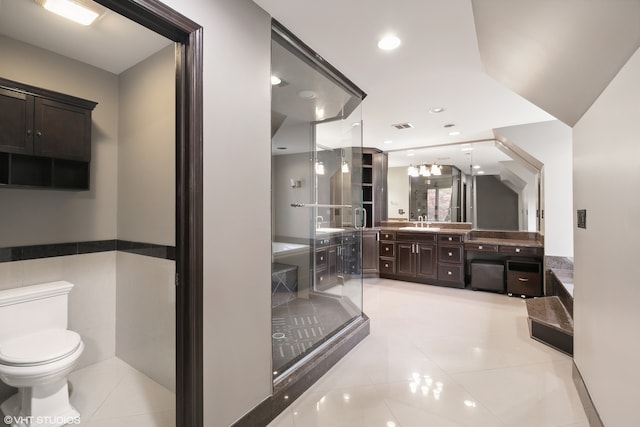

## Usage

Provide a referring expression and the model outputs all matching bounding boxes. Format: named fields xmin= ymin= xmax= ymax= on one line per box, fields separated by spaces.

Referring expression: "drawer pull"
xmin=385 ymin=263 xmax=389 ymax=268
xmin=320 ymin=256 xmax=324 ymax=261
xmin=447 ymin=271 xmax=453 ymax=275
xmin=448 ymin=237 xmax=453 ymax=241
xmin=516 ymin=248 xmax=521 ymax=253
xmin=448 ymin=252 xmax=453 ymax=256
xmin=478 ymin=245 xmax=483 ymax=250
xmin=518 ymin=277 xmax=529 ymax=282
xmin=386 ymin=247 xmax=390 ymax=251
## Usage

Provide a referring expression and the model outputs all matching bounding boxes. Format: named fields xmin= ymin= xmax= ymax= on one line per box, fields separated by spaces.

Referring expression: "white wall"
xmin=572 ymin=46 xmax=640 ymax=426
xmin=117 ymin=45 xmax=175 ymax=246
xmin=494 ymin=120 xmax=573 ymax=257
xmin=115 ymin=45 xmax=176 ymax=392
xmin=0 ymin=35 xmax=119 ymax=247
xmin=157 ymin=1 xmax=272 ymax=425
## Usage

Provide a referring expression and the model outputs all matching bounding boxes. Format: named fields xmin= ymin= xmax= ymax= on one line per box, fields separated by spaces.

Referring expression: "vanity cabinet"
xmin=315 ymin=232 xmax=359 ymax=290
xmin=362 ymin=230 xmax=379 ymax=276
xmin=0 ymin=77 xmax=97 ymax=190
xmin=383 ymin=232 xmax=437 ymax=281
xmin=436 ymin=234 xmax=465 ymax=286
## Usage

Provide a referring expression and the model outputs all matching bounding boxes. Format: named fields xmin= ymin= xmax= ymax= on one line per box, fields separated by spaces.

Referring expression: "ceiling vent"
xmin=392 ymin=122 xmax=414 ymax=130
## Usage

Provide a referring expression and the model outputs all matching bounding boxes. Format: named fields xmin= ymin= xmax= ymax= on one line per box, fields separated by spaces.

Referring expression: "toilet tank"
xmin=0 ymin=281 xmax=74 ymax=342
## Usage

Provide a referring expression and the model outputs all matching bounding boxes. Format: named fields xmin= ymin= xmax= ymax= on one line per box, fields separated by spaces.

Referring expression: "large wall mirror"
xmin=386 ymin=140 xmax=542 ymax=232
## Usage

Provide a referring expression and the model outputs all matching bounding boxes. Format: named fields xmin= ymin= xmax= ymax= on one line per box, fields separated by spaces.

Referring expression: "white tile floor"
xmin=68 ymin=357 xmax=175 ymax=426
xmin=268 ymin=278 xmax=588 ymax=427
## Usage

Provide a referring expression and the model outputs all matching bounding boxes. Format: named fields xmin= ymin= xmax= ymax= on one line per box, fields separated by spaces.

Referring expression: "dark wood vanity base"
xmin=378 ymin=227 xmax=544 ymax=295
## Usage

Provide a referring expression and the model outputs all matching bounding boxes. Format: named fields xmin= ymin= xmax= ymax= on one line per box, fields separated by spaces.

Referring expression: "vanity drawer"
xmin=379 ymin=258 xmax=396 ymax=275
xmin=397 ymin=232 xmax=436 ymax=243
xmin=465 ymin=243 xmax=499 ymax=252
xmin=438 ymin=245 xmax=463 ymax=263
xmin=500 ymin=245 xmax=542 ymax=256
xmin=315 ymin=249 xmax=327 ymax=267
xmin=380 ymin=231 xmax=396 ymax=241
xmin=438 ymin=234 xmax=463 ymax=244
xmin=438 ymin=263 xmax=464 ymax=283
xmin=380 ymin=242 xmax=395 ymax=257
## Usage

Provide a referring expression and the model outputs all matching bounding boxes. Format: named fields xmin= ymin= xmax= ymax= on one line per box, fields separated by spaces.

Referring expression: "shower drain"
xmin=272 ymin=332 xmax=286 ymax=340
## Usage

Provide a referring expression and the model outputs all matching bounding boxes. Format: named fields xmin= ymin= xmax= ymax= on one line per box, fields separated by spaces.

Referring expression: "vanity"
xmin=377 ymin=223 xmax=544 ymax=297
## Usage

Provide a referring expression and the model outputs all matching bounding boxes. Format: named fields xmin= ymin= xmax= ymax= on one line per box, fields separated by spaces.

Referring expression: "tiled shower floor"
xmin=68 ymin=357 xmax=175 ymax=426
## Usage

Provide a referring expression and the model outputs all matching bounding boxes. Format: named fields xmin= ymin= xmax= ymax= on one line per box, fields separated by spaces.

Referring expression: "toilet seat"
xmin=0 ymin=329 xmax=82 ymax=367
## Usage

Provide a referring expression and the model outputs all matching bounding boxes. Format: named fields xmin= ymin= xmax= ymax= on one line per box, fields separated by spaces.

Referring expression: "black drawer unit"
xmin=506 ymin=259 xmax=542 ymax=297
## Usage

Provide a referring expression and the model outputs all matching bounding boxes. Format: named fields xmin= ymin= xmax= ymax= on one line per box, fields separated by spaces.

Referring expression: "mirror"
xmin=387 ymin=140 xmax=541 ymax=231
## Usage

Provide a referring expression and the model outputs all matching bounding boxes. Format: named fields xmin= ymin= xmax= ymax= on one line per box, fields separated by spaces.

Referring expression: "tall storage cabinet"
xmin=358 ymin=147 xmax=387 ymax=276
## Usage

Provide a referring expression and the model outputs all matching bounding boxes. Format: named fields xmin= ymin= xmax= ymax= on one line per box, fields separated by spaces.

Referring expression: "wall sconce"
xmin=290 ymin=179 xmax=302 ymax=188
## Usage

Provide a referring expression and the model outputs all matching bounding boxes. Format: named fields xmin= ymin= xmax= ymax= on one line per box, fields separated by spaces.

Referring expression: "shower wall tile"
xmin=63 ymin=252 xmax=117 ymax=369
xmin=116 ymin=251 xmax=176 ymax=392
xmin=0 ymin=261 xmax=21 ymax=291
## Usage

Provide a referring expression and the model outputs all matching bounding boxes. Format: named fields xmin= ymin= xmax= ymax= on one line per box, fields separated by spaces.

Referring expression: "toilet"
xmin=0 ymin=281 xmax=84 ymax=427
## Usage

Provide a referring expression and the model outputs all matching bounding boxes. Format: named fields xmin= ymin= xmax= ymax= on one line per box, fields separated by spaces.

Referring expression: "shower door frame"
xmin=94 ymin=1 xmax=203 ymax=426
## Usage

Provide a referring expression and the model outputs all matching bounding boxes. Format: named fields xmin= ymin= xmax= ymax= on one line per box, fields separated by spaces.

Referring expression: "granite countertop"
xmin=465 ymin=237 xmax=544 ymax=248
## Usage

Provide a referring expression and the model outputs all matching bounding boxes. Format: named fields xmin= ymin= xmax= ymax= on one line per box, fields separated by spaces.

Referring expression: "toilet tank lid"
xmin=0 ymin=329 xmax=81 ymax=366
xmin=0 ymin=281 xmax=74 ymax=307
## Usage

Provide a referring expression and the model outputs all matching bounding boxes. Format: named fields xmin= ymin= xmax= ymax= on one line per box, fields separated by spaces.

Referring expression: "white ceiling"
xmin=0 ymin=0 xmax=172 ymax=74
xmin=254 ymin=0 xmax=556 ymax=154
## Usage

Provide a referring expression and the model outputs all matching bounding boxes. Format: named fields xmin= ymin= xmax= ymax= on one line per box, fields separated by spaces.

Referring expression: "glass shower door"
xmin=270 ymin=23 xmax=365 ymax=379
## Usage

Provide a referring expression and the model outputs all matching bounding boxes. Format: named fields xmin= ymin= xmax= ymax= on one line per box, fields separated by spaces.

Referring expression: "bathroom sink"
xmin=316 ymin=227 xmax=346 ymax=234
xmin=399 ymin=226 xmax=441 ymax=232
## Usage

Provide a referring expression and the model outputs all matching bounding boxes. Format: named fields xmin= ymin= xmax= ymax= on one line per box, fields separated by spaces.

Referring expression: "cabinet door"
xmin=34 ymin=98 xmax=91 ymax=161
xmin=362 ymin=231 xmax=379 ymax=274
xmin=0 ymin=88 xmax=34 ymax=155
xmin=416 ymin=243 xmax=437 ymax=279
xmin=327 ymin=246 xmax=338 ymax=285
xmin=396 ymin=243 xmax=415 ymax=276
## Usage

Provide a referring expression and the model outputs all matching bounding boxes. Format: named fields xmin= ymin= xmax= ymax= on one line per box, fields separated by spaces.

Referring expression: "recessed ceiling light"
xmin=473 ymin=165 xmax=481 ymax=169
xmin=297 ymin=90 xmax=317 ymax=100
xmin=38 ymin=0 xmax=104 ymax=26
xmin=449 ymin=131 xmax=461 ymax=136
xmin=407 ymin=152 xmax=415 ymax=157
xmin=443 ymin=123 xmax=456 ymax=128
xmin=271 ymin=75 xmax=282 ymax=85
xmin=429 ymin=107 xmax=445 ymax=114
xmin=477 ymin=170 xmax=485 ymax=174
xmin=383 ymin=140 xmax=393 ymax=144
xmin=378 ymin=35 xmax=401 ymax=51
xmin=352 ymin=122 xmax=361 ymax=127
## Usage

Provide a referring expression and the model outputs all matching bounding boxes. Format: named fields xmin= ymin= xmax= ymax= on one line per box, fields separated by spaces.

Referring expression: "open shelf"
xmin=0 ymin=153 xmax=89 ymax=190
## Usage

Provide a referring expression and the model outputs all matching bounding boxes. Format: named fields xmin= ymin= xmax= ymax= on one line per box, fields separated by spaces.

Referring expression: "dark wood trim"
xmin=92 ymin=1 xmax=203 ymax=426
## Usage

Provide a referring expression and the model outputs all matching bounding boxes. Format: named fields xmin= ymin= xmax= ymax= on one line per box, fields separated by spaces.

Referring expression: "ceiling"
xmin=0 ymin=0 xmax=172 ymax=74
xmin=2 ymin=0 xmax=638 ymax=153
xmin=254 ymin=0 xmax=640 ymax=152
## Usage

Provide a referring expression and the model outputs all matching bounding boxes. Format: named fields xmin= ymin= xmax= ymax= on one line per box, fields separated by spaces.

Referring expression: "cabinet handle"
xmin=320 ymin=256 xmax=324 ymax=261
xmin=478 ymin=245 xmax=483 ymax=250
xmin=447 ymin=271 xmax=453 ymax=275
xmin=448 ymin=252 xmax=453 ymax=256
xmin=27 ymin=129 xmax=32 ymax=136
xmin=518 ymin=277 xmax=529 ymax=282
xmin=515 ymin=248 xmax=521 ymax=253
xmin=385 ymin=247 xmax=389 ymax=252
xmin=448 ymin=237 xmax=453 ymax=241
xmin=36 ymin=131 xmax=42 ymax=137
xmin=385 ymin=263 xmax=389 ymax=268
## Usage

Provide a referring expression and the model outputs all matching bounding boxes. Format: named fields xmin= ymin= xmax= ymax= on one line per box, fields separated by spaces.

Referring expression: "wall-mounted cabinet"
xmin=360 ymin=147 xmax=387 ymax=228
xmin=0 ymin=77 xmax=97 ymax=190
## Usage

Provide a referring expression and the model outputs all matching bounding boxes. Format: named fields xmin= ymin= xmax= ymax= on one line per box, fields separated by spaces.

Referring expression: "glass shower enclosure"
xmin=270 ymin=22 xmax=366 ymax=379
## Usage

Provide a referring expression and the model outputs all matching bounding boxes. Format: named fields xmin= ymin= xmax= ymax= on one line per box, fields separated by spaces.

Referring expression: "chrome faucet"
xmin=316 ymin=216 xmax=324 ymax=229
xmin=417 ymin=215 xmax=424 ymax=227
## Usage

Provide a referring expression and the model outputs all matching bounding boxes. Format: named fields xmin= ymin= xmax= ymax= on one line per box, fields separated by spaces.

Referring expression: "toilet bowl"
xmin=0 ymin=282 xmax=84 ymax=427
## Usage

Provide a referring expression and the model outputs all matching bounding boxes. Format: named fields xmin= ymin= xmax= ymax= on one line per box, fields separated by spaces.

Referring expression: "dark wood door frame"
xmin=94 ymin=1 xmax=203 ymax=426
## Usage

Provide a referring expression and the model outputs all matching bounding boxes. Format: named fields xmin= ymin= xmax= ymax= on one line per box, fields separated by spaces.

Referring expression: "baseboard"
xmin=572 ymin=361 xmax=605 ymax=427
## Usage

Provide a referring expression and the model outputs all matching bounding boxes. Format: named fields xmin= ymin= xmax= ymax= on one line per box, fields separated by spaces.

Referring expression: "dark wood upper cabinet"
xmin=0 ymin=77 xmax=97 ymax=190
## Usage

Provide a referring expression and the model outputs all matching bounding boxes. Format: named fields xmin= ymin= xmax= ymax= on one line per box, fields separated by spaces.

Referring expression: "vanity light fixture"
xmin=37 ymin=0 xmax=104 ymax=26
xmin=378 ymin=34 xmax=401 ymax=51
xmin=408 ymin=163 xmax=442 ymax=177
